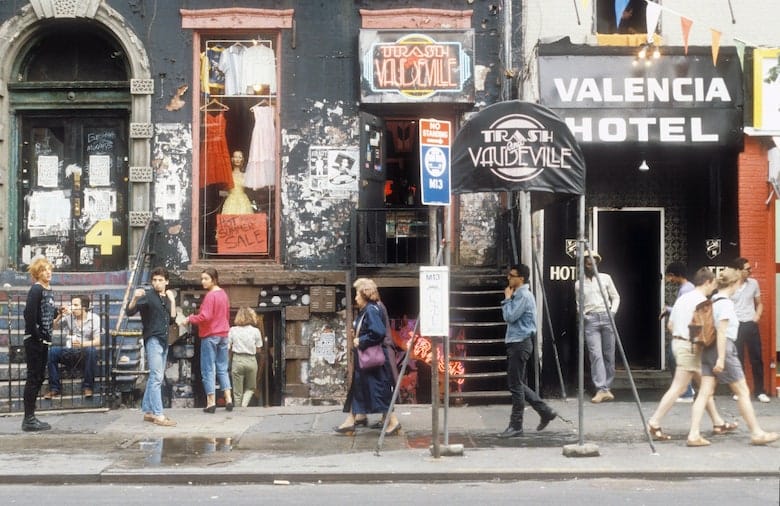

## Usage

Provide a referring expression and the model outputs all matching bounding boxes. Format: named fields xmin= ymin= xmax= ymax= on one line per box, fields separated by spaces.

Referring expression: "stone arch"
xmin=0 ymin=1 xmax=152 ymax=270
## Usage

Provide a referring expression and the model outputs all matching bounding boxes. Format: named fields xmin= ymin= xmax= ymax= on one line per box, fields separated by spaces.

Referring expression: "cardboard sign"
xmin=216 ymin=213 xmax=268 ymax=254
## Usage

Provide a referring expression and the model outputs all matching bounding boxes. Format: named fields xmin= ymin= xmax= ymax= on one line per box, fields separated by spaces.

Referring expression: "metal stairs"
xmin=448 ymin=272 xmax=511 ymax=403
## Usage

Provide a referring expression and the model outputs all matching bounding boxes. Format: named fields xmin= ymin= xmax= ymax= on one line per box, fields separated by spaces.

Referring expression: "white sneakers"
xmin=733 ymin=393 xmax=771 ymax=403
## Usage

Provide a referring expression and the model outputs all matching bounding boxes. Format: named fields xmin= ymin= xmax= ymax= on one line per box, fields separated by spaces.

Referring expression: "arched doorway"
xmin=12 ymin=21 xmax=130 ymax=270
xmin=0 ymin=2 xmax=152 ymax=271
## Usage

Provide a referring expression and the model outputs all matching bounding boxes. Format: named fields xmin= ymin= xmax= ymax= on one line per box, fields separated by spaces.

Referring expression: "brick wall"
xmin=737 ymin=136 xmax=776 ymax=396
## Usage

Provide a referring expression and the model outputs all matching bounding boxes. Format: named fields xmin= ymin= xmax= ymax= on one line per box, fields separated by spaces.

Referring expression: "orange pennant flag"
xmin=711 ymin=29 xmax=721 ymax=66
xmin=680 ymin=17 xmax=693 ymax=55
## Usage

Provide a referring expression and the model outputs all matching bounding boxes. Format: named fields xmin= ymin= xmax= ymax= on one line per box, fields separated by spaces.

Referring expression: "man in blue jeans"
xmin=498 ymin=264 xmax=557 ymax=438
xmin=45 ymin=295 xmax=101 ymax=399
xmin=127 ymin=267 xmax=178 ymax=426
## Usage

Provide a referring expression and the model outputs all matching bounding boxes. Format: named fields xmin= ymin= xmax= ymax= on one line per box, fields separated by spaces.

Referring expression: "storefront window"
xmin=197 ymin=35 xmax=278 ymax=258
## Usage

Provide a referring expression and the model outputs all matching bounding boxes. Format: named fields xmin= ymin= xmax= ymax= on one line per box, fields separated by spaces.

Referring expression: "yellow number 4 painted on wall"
xmin=85 ymin=219 xmax=122 ymax=255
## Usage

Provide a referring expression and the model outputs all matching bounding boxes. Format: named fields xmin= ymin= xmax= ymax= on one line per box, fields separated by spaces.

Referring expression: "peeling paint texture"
xmin=304 ymin=314 xmax=348 ymax=400
xmin=152 ymin=123 xmax=192 ymax=274
xmin=282 ymin=99 xmax=360 ymax=268
xmin=458 ymin=192 xmax=500 ymax=265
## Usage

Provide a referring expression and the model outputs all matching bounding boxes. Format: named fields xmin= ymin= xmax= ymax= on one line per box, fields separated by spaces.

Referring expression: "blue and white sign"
xmin=420 ymin=118 xmax=451 ymax=206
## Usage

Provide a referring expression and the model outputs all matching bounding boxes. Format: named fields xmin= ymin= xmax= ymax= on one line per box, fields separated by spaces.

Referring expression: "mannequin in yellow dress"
xmin=221 ymin=150 xmax=254 ymax=215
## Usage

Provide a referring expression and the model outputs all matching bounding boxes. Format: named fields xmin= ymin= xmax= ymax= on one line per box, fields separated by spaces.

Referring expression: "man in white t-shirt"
xmin=731 ymin=257 xmax=770 ymax=403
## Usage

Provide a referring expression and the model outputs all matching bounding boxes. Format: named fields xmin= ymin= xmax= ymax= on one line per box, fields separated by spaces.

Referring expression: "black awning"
xmin=451 ymin=101 xmax=585 ymax=207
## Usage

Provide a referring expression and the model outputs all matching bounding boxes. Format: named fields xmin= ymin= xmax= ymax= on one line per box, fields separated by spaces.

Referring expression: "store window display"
xmin=198 ymin=36 xmax=278 ymax=257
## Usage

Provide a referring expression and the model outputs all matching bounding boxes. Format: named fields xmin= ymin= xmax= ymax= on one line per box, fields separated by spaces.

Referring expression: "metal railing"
xmin=351 ymin=208 xmax=431 ymax=268
xmin=1 ymin=293 xmax=113 ymax=413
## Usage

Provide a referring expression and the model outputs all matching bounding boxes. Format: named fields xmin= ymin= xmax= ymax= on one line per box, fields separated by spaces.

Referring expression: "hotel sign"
xmin=538 ymin=50 xmax=744 ymax=147
xmin=360 ymin=30 xmax=474 ymax=103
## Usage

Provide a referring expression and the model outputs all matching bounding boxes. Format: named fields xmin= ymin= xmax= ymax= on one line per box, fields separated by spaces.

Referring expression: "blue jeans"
xmin=48 ymin=346 xmax=97 ymax=392
xmin=584 ymin=311 xmax=616 ymax=392
xmin=200 ymin=336 xmax=231 ymax=395
xmin=141 ymin=336 xmax=168 ymax=416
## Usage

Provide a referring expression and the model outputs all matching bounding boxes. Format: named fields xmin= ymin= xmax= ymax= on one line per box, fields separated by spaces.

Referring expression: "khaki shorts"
xmin=672 ymin=339 xmax=701 ymax=372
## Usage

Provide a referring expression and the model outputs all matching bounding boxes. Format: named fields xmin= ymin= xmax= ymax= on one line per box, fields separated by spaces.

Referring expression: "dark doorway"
xmin=594 ymin=208 xmax=663 ymax=369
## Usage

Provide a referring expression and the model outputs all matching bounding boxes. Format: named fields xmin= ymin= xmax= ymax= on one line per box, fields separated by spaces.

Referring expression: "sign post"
xmin=419 ymin=118 xmax=452 ymax=206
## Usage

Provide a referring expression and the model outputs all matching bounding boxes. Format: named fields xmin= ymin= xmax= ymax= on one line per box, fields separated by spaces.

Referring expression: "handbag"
xmin=354 ymin=311 xmax=385 ymax=370
xmin=357 ymin=344 xmax=385 ymax=370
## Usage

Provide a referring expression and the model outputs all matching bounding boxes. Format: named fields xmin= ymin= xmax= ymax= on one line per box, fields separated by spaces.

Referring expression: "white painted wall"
xmin=525 ymin=0 xmax=780 ymax=47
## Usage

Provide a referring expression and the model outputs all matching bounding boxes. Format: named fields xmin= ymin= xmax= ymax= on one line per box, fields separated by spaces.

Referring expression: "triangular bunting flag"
xmin=615 ymin=0 xmax=630 ymax=28
xmin=645 ymin=2 xmax=662 ymax=40
xmin=734 ymin=39 xmax=746 ymax=70
xmin=680 ymin=17 xmax=693 ymax=55
xmin=711 ymin=29 xmax=721 ymax=66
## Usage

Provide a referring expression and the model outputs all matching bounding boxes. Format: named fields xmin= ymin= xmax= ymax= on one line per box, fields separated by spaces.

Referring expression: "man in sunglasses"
xmin=731 ymin=257 xmax=770 ymax=403
xmin=498 ymin=264 xmax=557 ymax=438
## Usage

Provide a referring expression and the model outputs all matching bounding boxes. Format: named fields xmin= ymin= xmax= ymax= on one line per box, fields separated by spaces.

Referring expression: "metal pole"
xmin=577 ymin=196 xmax=585 ymax=446
xmin=431 ymin=338 xmax=441 ymax=459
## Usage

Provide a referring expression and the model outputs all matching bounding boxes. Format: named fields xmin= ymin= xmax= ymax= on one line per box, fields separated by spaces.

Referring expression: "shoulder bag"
xmin=355 ymin=311 xmax=385 ymax=370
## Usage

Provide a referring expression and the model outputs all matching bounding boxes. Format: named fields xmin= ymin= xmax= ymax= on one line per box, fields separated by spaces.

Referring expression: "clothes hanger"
xmin=200 ymin=98 xmax=229 ymax=112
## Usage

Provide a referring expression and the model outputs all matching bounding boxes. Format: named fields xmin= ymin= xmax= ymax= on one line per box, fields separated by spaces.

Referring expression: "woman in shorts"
xmin=686 ymin=268 xmax=778 ymax=447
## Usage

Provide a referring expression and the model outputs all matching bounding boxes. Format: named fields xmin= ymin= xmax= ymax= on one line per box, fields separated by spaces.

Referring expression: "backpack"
xmin=688 ymin=298 xmax=722 ymax=347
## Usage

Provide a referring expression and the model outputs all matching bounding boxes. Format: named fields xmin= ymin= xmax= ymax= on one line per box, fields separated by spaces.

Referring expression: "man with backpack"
xmin=645 ymin=267 xmax=733 ymax=442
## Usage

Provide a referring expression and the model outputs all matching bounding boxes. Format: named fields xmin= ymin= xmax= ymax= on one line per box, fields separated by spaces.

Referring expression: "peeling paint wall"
xmin=152 ymin=123 xmax=192 ymax=274
xmin=304 ymin=314 xmax=349 ymax=400
xmin=458 ymin=192 xmax=500 ymax=265
xmin=282 ymin=100 xmax=360 ymax=268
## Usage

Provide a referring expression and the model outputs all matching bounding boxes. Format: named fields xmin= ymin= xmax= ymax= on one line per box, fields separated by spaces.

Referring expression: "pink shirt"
xmin=188 ymin=288 xmax=230 ymax=338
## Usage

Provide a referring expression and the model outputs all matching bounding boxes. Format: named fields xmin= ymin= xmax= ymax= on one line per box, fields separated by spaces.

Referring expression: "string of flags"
xmin=582 ymin=0 xmax=762 ymax=67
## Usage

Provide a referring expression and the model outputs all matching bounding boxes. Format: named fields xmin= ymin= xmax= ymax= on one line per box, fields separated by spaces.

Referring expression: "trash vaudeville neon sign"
xmin=451 ymin=101 xmax=586 ymax=206
xmin=359 ymin=31 xmax=474 ymax=103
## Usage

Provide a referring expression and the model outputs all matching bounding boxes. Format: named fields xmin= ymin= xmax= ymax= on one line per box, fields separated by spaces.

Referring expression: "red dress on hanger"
xmin=199 ymin=111 xmax=234 ymax=189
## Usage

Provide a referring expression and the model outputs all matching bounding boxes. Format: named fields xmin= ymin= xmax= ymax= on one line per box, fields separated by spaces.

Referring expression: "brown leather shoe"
xmin=43 ymin=390 xmax=60 ymax=400
xmin=83 ymin=388 xmax=93 ymax=398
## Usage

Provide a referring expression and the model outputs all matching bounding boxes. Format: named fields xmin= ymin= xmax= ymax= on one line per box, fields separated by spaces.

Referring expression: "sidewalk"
xmin=0 ymin=395 xmax=778 ymax=484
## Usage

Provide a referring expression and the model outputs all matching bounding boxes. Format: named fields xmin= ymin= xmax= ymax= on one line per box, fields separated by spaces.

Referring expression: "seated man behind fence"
xmin=45 ymin=295 xmax=102 ymax=399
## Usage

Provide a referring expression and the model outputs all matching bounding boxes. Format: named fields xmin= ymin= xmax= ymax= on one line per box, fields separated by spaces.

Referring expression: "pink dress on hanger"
xmin=244 ymin=106 xmax=276 ymax=189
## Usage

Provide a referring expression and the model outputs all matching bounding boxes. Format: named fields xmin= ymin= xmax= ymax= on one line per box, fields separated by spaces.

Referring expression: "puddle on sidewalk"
xmin=135 ymin=437 xmax=233 ymax=467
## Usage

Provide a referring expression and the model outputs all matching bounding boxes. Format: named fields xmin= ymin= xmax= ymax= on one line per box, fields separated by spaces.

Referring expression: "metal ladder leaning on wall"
xmin=110 ymin=218 xmax=160 ymax=402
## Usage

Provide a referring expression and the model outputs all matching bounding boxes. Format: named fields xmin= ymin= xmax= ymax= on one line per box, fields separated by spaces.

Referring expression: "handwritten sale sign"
xmin=216 ymin=213 xmax=268 ymax=254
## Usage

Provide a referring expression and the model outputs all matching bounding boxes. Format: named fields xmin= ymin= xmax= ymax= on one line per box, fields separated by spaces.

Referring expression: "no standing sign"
xmin=419 ymin=118 xmax=451 ymax=206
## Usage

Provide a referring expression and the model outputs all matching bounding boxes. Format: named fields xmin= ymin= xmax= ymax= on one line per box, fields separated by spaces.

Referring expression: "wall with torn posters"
xmin=282 ymin=99 xmax=360 ymax=268
xmin=152 ymin=123 xmax=193 ymax=274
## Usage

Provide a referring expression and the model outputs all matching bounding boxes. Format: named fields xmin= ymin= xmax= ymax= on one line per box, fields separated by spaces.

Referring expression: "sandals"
xmin=750 ymin=432 xmax=779 ymax=446
xmin=648 ymin=423 xmax=672 ymax=441
xmin=143 ymin=413 xmax=156 ymax=422
xmin=686 ymin=436 xmax=711 ymax=447
xmin=712 ymin=422 xmax=738 ymax=435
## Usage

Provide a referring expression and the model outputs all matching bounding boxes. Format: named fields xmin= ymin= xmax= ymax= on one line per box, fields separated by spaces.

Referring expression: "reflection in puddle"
xmin=138 ymin=437 xmax=233 ymax=466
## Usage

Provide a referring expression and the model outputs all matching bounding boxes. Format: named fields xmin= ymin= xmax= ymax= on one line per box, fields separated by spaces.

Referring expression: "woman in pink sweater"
xmin=186 ymin=267 xmax=232 ymax=412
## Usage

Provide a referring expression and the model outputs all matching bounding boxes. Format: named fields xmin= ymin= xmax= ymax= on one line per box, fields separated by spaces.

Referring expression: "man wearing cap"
xmin=575 ymin=251 xmax=621 ymax=403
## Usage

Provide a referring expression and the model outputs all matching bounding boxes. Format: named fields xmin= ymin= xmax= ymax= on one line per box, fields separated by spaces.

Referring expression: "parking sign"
xmin=419 ymin=118 xmax=451 ymax=206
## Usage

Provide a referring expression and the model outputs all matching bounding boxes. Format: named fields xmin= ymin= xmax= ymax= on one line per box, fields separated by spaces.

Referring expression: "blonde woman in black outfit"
xmin=22 ymin=256 xmax=56 ymax=431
